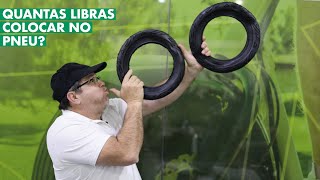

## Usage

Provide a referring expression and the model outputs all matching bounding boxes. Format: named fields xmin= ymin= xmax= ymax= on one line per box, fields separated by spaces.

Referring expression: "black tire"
xmin=189 ymin=2 xmax=260 ymax=73
xmin=117 ymin=29 xmax=185 ymax=100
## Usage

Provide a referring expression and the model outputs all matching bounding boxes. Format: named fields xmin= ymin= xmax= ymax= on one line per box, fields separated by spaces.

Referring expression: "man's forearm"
xmin=143 ymin=68 xmax=199 ymax=116
xmin=117 ymin=102 xmax=143 ymax=159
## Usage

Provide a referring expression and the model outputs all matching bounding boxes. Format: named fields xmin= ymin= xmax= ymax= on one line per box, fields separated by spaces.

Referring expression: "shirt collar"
xmin=61 ymin=110 xmax=103 ymax=123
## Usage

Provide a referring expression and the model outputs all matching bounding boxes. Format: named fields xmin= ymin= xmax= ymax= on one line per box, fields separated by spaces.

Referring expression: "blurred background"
xmin=0 ymin=0 xmax=319 ymax=179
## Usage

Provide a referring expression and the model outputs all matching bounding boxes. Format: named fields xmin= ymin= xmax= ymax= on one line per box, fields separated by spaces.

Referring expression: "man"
xmin=47 ymin=41 xmax=211 ymax=180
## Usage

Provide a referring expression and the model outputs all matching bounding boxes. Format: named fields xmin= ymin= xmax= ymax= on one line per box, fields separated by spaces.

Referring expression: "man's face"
xmin=76 ymin=73 xmax=109 ymax=109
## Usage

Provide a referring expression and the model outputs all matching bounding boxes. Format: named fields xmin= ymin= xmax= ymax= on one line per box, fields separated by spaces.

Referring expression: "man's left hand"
xmin=178 ymin=36 xmax=211 ymax=79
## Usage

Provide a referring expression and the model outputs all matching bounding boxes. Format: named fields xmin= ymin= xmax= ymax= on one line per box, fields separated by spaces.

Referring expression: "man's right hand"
xmin=110 ymin=69 xmax=144 ymax=104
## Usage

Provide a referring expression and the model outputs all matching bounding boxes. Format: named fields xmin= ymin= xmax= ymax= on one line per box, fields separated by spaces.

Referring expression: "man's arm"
xmin=142 ymin=66 xmax=197 ymax=116
xmin=142 ymin=41 xmax=211 ymax=116
xmin=96 ymin=70 xmax=144 ymax=166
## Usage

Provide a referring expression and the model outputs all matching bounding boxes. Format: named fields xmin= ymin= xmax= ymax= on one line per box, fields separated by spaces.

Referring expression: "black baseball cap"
xmin=51 ymin=62 xmax=107 ymax=102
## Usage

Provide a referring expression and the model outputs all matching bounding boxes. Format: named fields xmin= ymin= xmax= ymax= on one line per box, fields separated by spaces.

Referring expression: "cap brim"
xmin=71 ymin=62 xmax=107 ymax=83
xmin=91 ymin=62 xmax=107 ymax=73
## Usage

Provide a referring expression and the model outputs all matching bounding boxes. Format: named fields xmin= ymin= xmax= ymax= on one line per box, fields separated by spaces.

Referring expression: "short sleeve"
xmin=53 ymin=122 xmax=110 ymax=166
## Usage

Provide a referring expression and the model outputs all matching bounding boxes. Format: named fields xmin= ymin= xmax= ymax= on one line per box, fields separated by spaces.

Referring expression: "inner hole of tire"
xmin=203 ymin=16 xmax=247 ymax=60
xmin=130 ymin=43 xmax=173 ymax=87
